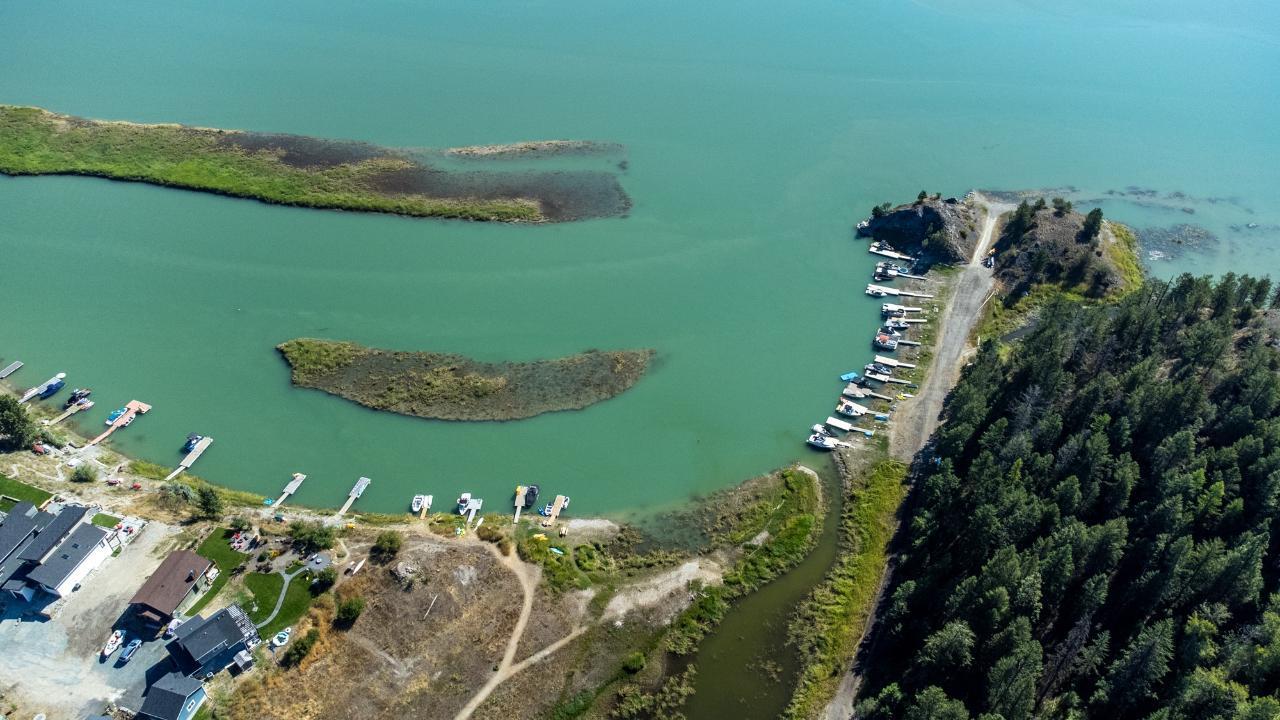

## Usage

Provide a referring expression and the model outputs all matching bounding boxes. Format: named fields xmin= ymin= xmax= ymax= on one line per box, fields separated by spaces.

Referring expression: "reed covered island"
xmin=0 ymin=105 xmax=631 ymax=222
xmin=277 ymin=338 xmax=654 ymax=421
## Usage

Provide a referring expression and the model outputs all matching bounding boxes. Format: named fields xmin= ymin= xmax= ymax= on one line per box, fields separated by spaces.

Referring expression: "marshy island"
xmin=0 ymin=105 xmax=631 ymax=222
xmin=277 ymin=338 xmax=654 ymax=421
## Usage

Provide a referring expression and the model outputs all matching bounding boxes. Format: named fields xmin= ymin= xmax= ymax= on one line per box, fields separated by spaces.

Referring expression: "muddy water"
xmin=682 ymin=458 xmax=842 ymax=719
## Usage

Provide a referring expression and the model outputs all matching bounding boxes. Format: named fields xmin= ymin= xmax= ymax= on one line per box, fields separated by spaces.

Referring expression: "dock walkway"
xmin=163 ymin=437 xmax=214 ymax=482
xmin=335 ymin=476 xmax=371 ymax=517
xmin=86 ymin=400 xmax=151 ymax=446
xmin=274 ymin=473 xmax=306 ymax=508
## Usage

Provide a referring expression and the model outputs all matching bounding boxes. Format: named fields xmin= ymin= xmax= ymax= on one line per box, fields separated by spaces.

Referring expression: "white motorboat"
xmin=807 ymin=432 xmax=837 ymax=450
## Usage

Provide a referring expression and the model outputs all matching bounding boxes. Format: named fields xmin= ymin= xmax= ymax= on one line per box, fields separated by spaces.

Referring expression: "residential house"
xmin=129 ymin=550 xmax=215 ymax=628
xmin=137 ymin=671 xmax=206 ymax=720
xmin=166 ymin=603 xmax=260 ymax=678
xmin=0 ymin=502 xmax=110 ymax=600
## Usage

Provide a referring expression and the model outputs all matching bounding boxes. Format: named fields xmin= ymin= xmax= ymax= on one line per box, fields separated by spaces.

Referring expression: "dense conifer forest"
xmin=856 ymin=274 xmax=1280 ymax=719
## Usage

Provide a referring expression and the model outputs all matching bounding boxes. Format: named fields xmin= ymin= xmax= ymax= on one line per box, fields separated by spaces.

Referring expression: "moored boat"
xmin=523 ymin=484 xmax=540 ymax=509
xmin=37 ymin=377 xmax=66 ymax=399
xmin=411 ymin=494 xmax=427 ymax=513
xmin=105 ymin=407 xmax=127 ymax=425
xmin=182 ymin=433 xmax=203 ymax=452
xmin=873 ymin=333 xmax=899 ymax=351
xmin=63 ymin=388 xmax=92 ymax=409
xmin=807 ymin=432 xmax=837 ymax=450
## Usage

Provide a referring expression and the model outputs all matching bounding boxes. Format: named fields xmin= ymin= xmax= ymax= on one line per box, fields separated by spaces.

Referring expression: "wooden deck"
xmin=86 ymin=400 xmax=151 ymax=446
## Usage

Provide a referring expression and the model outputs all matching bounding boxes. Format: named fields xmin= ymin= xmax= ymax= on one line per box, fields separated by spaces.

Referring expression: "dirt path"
xmin=823 ymin=194 xmax=1012 ymax=720
xmin=453 ymin=544 xmax=542 ymax=720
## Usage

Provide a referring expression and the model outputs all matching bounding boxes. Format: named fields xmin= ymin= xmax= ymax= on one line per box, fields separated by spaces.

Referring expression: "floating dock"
xmin=514 ymin=485 xmax=528 ymax=524
xmin=864 ymin=372 xmax=911 ymax=385
xmin=418 ymin=494 xmax=433 ymax=519
xmin=163 ymin=436 xmax=214 ymax=482
xmin=19 ymin=372 xmax=66 ymax=404
xmin=882 ymin=303 xmax=923 ymax=315
xmin=86 ymin=400 xmax=151 ymax=446
xmin=868 ymin=246 xmax=915 ymax=261
xmin=897 ymin=339 xmax=922 ymax=347
xmin=824 ymin=416 xmax=854 ymax=433
xmin=335 ymin=476 xmax=372 ymax=517
xmin=843 ymin=383 xmax=893 ymax=401
xmin=0 ymin=361 xmax=22 ymax=380
xmin=45 ymin=401 xmax=93 ymax=426
xmin=874 ymin=355 xmax=916 ymax=368
xmin=867 ymin=284 xmax=934 ymax=299
xmin=274 ymin=473 xmax=306 ymax=508
xmin=541 ymin=495 xmax=568 ymax=526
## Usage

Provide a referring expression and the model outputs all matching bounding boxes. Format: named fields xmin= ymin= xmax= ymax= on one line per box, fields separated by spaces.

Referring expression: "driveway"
xmin=0 ymin=520 xmax=181 ymax=718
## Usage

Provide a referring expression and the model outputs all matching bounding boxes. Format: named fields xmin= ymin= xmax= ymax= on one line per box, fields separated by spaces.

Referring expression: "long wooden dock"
xmin=867 ymin=284 xmax=934 ymax=299
xmin=86 ymin=400 xmax=151 ymax=446
xmin=843 ymin=383 xmax=893 ymax=401
xmin=874 ymin=355 xmax=916 ymax=368
xmin=869 ymin=246 xmax=915 ymax=262
xmin=274 ymin=473 xmax=307 ymax=507
xmin=163 ymin=436 xmax=214 ymax=482
xmin=540 ymin=495 xmax=568 ymax=526
xmin=0 ymin=361 xmax=22 ymax=379
xmin=44 ymin=401 xmax=93 ymax=426
xmin=335 ymin=476 xmax=371 ymax=517
xmin=882 ymin=303 xmax=923 ymax=314
xmin=514 ymin=485 xmax=528 ymax=524
xmin=864 ymin=372 xmax=911 ymax=385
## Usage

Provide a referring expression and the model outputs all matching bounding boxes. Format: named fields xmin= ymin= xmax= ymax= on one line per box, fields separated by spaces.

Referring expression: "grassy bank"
xmin=0 ymin=473 xmax=53 ymax=510
xmin=783 ymin=460 xmax=907 ymax=719
xmin=277 ymin=338 xmax=655 ymax=421
xmin=0 ymin=105 xmax=542 ymax=222
xmin=187 ymin=528 xmax=248 ymax=615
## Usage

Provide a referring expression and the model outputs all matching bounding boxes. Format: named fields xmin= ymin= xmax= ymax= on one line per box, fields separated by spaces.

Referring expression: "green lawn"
xmin=0 ymin=473 xmax=53 ymax=507
xmin=244 ymin=572 xmax=284 ymax=623
xmin=259 ymin=574 xmax=314 ymax=638
xmin=186 ymin=528 xmax=248 ymax=616
xmin=91 ymin=513 xmax=122 ymax=528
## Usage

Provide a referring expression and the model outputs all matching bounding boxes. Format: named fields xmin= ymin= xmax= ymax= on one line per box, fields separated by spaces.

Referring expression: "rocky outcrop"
xmin=856 ymin=197 xmax=981 ymax=264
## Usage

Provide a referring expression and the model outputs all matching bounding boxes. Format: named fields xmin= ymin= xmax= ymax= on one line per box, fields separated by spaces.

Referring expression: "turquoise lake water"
xmin=1 ymin=0 xmax=1277 ymax=516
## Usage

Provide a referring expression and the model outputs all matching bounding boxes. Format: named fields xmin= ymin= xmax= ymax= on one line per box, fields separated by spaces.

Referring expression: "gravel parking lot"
xmin=0 ymin=519 xmax=182 ymax=718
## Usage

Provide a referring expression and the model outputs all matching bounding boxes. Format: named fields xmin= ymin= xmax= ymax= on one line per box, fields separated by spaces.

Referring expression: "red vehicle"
xmin=31 ymin=442 xmax=46 ymax=455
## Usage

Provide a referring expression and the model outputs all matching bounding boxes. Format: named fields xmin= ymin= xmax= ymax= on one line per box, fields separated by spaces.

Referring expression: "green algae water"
xmin=1 ymin=0 xmax=1279 ymax=516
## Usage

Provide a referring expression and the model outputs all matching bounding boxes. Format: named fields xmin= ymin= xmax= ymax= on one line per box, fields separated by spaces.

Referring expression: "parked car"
xmin=119 ymin=638 xmax=142 ymax=664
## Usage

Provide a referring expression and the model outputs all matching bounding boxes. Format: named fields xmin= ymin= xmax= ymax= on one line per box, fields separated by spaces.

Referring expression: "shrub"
xmin=371 ymin=530 xmax=403 ymax=561
xmin=622 ymin=651 xmax=647 ymax=674
xmin=311 ymin=566 xmax=337 ymax=594
xmin=281 ymin=627 xmax=320 ymax=667
xmin=0 ymin=396 xmax=36 ymax=451
xmin=70 ymin=464 xmax=98 ymax=483
xmin=288 ymin=521 xmax=335 ymax=553
xmin=229 ymin=516 xmax=252 ymax=532
xmin=335 ymin=596 xmax=365 ymax=628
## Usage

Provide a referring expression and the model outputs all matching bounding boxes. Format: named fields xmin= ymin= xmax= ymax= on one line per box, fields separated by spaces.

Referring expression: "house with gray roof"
xmin=0 ymin=502 xmax=111 ymax=600
xmin=166 ymin=603 xmax=260 ymax=678
xmin=137 ymin=671 xmax=206 ymax=720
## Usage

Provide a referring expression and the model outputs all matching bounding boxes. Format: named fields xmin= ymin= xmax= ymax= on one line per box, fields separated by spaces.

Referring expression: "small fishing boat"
xmin=807 ymin=432 xmax=837 ymax=450
xmin=105 ymin=407 xmax=127 ymax=425
xmin=411 ymin=494 xmax=427 ymax=513
xmin=101 ymin=630 xmax=124 ymax=658
xmin=866 ymin=363 xmax=894 ymax=375
xmin=856 ymin=219 xmax=871 ymax=231
xmin=63 ymin=388 xmax=92 ymax=409
xmin=839 ymin=371 xmax=861 ymax=383
xmin=120 ymin=413 xmax=136 ymax=428
xmin=182 ymin=433 xmax=203 ymax=453
xmin=873 ymin=334 xmax=899 ymax=351
xmin=118 ymin=638 xmax=142 ymax=664
xmin=812 ymin=423 xmax=832 ymax=435
xmin=866 ymin=287 xmax=889 ymax=298
xmin=836 ymin=399 xmax=867 ymax=418
xmin=885 ymin=318 xmax=910 ymax=330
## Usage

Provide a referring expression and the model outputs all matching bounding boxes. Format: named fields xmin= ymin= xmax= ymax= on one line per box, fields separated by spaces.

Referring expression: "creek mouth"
xmin=679 ymin=457 xmax=843 ymax=720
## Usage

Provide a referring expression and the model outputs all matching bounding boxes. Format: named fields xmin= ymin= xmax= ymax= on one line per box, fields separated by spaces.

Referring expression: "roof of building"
xmin=138 ymin=671 xmax=203 ymax=720
xmin=130 ymin=550 xmax=213 ymax=618
xmin=25 ymin=523 xmax=109 ymax=590
xmin=16 ymin=505 xmax=88 ymax=563
xmin=0 ymin=502 xmax=46 ymax=560
xmin=172 ymin=604 xmax=259 ymax=667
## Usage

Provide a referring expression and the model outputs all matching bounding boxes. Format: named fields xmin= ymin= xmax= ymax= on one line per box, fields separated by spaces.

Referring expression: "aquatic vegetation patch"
xmin=0 ymin=104 xmax=631 ymax=222
xmin=276 ymin=338 xmax=654 ymax=421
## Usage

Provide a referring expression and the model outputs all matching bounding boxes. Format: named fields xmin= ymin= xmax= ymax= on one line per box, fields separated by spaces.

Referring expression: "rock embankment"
xmin=856 ymin=197 xmax=981 ymax=264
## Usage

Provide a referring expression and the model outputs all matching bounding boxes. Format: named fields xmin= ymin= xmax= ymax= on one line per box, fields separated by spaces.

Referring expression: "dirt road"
xmin=823 ymin=195 xmax=1012 ymax=720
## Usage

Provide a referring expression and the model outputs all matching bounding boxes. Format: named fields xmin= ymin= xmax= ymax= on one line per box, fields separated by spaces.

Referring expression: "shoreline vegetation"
xmin=0 ymin=105 xmax=631 ymax=222
xmin=277 ymin=338 xmax=655 ymax=421
xmin=445 ymin=139 xmax=625 ymax=159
